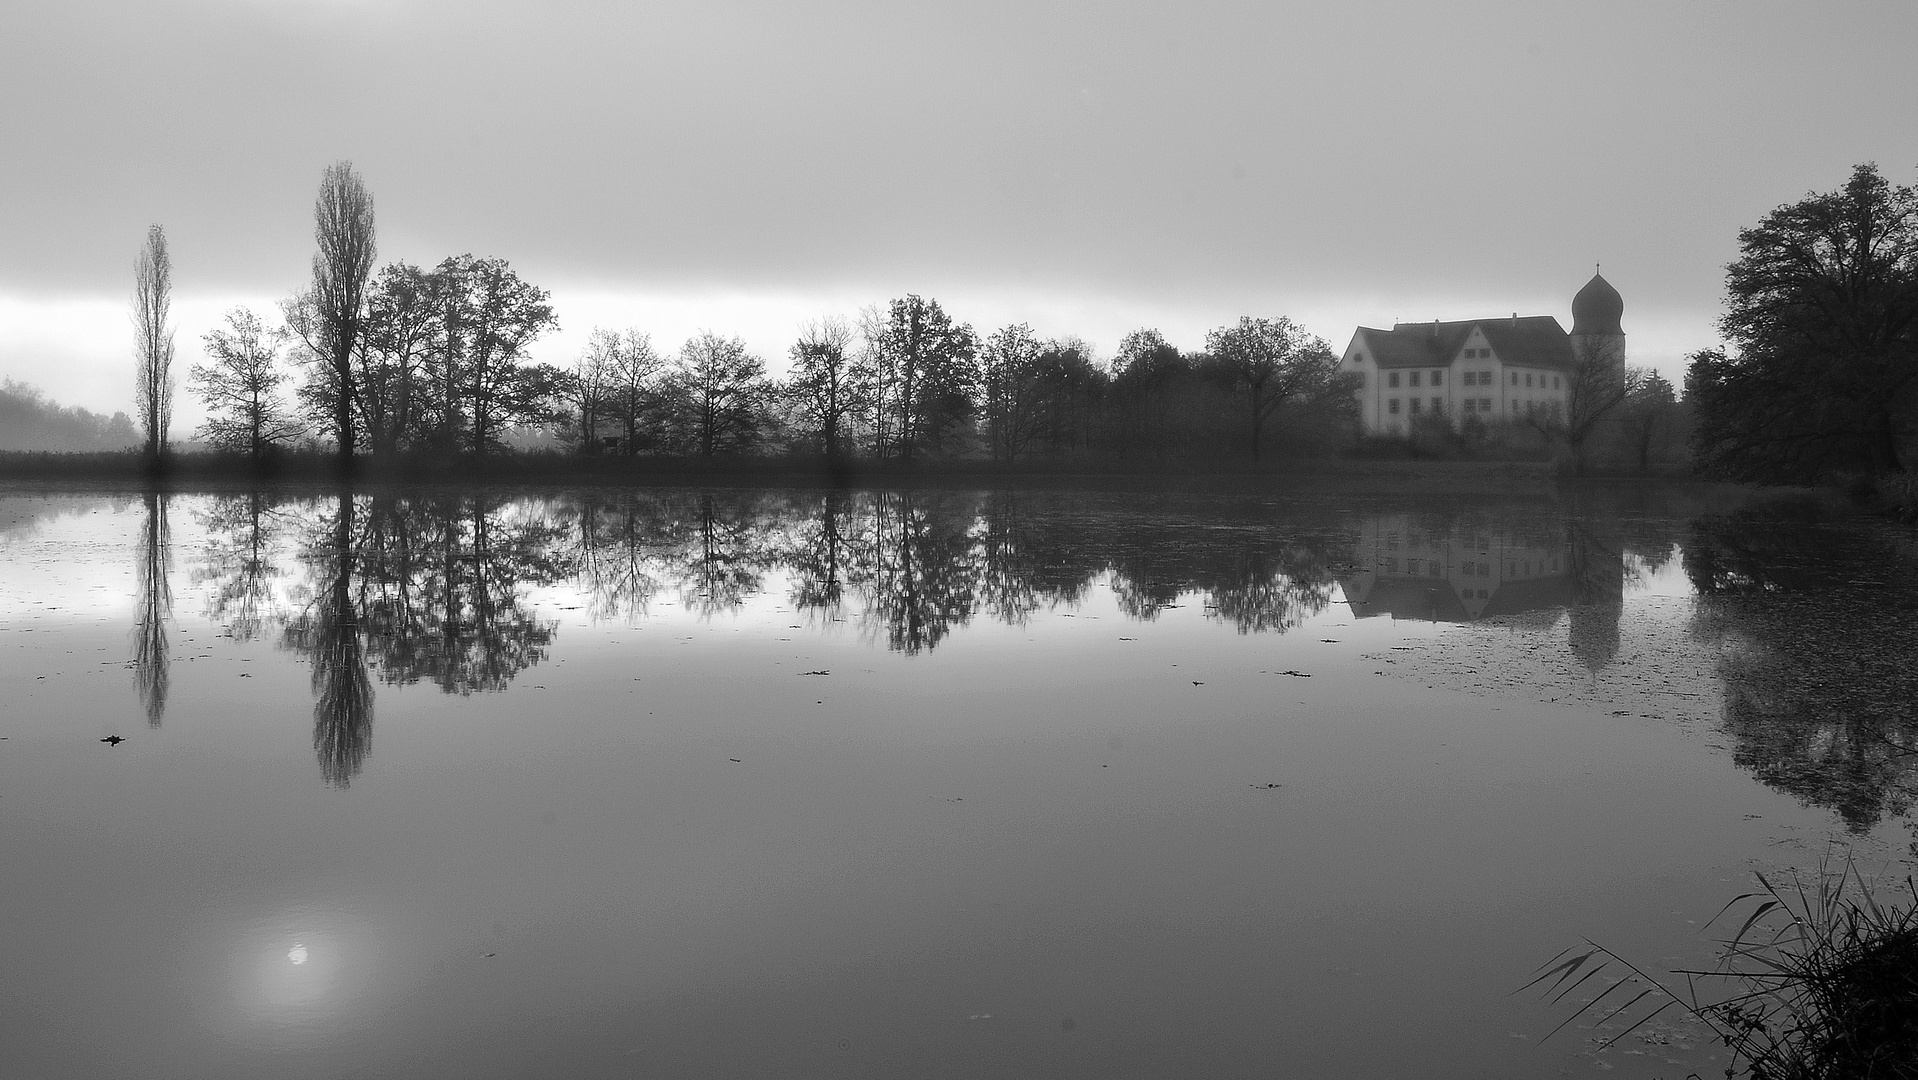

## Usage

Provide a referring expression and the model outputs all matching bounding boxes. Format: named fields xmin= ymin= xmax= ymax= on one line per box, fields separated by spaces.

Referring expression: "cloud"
xmin=0 ymin=0 xmax=1909 ymax=405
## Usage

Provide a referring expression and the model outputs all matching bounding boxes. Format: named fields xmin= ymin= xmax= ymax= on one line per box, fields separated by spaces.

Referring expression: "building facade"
xmin=1340 ymin=273 xmax=1625 ymax=436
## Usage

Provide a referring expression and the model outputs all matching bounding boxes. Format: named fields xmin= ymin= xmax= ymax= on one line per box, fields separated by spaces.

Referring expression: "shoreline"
xmin=0 ymin=450 xmax=1708 ymax=497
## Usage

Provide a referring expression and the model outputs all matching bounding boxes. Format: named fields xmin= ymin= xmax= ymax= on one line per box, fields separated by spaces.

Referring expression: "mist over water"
xmin=2 ymin=482 xmax=1914 ymax=1078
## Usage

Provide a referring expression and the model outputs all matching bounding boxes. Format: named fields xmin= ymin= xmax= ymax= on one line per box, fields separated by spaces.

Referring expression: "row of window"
xmin=1378 ymin=557 xmax=1446 ymax=577
xmin=1382 ymin=369 xmax=1563 ymax=390
xmin=1376 ymin=556 xmax=1559 ymax=577
xmin=1385 ymin=397 xmax=1549 ymax=415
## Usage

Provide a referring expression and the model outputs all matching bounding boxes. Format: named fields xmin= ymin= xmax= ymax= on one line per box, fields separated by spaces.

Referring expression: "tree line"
xmin=130 ymin=163 xmax=1360 ymax=467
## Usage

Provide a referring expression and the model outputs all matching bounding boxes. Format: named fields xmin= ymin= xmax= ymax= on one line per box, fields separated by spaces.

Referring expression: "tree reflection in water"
xmin=1566 ymin=522 xmax=1625 ymax=673
xmin=205 ymin=485 xmax=1911 ymax=815
xmin=132 ymin=492 xmax=172 ymax=727
xmin=281 ymin=492 xmax=375 ymax=787
xmin=255 ymin=493 xmax=572 ymax=784
xmin=194 ymin=491 xmax=286 ymax=642
xmin=673 ymin=492 xmax=773 ymax=618
xmin=854 ymin=491 xmax=982 ymax=654
xmin=780 ymin=489 xmax=852 ymax=619
xmin=1685 ymin=502 xmax=1918 ymax=835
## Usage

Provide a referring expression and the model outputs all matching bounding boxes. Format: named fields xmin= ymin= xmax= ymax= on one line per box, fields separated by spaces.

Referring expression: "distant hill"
xmin=0 ymin=380 xmax=141 ymax=452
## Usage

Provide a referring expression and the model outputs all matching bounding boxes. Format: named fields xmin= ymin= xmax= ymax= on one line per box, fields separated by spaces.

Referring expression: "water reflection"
xmin=168 ymin=484 xmax=1918 ymax=836
xmin=132 ymin=492 xmax=172 ymax=726
xmin=1566 ymin=523 xmax=1625 ymax=673
xmin=281 ymin=493 xmax=375 ymax=787
xmin=1684 ymin=502 xmax=1918 ymax=833
xmin=1341 ymin=514 xmax=1575 ymax=623
xmin=195 ymin=492 xmax=285 ymax=642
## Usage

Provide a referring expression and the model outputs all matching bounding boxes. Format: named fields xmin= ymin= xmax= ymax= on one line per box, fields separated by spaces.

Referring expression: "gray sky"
xmin=3 ymin=0 xmax=1915 ymax=426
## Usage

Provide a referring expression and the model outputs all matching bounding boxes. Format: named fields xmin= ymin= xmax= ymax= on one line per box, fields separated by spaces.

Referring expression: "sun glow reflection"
xmin=288 ymin=943 xmax=308 ymax=965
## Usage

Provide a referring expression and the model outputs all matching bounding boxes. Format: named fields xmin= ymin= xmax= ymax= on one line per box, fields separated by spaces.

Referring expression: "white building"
xmin=1339 ymin=273 xmax=1625 ymax=436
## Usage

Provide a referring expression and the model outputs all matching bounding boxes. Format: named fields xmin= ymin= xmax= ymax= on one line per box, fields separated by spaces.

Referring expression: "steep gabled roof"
xmin=1353 ymin=316 xmax=1574 ymax=370
xmin=1341 ymin=577 xmax=1473 ymax=622
xmin=1476 ymin=574 xmax=1578 ymax=619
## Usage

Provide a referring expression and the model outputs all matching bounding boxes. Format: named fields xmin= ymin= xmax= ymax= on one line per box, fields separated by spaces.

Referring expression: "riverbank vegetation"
xmin=1529 ymin=857 xmax=1918 ymax=1078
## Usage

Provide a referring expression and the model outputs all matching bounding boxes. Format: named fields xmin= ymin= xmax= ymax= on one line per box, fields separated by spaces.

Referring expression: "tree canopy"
xmin=1691 ymin=163 xmax=1918 ymax=481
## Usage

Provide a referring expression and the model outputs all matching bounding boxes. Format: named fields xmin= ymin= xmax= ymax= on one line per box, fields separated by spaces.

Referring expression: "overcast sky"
xmin=3 ymin=0 xmax=1915 ymax=428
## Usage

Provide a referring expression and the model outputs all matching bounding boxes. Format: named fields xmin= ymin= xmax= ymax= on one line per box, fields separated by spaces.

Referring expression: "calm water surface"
xmin=2 ymin=482 xmax=1915 ymax=1079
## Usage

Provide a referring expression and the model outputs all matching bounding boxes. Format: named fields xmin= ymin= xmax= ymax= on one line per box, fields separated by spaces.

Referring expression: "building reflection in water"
xmin=1341 ymin=514 xmax=1575 ymax=623
xmin=1339 ymin=511 xmax=1628 ymax=676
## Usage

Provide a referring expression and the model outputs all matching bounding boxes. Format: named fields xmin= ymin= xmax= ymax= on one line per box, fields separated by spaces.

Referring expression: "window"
xmin=1429 ymin=563 xmax=1443 ymax=578
xmin=1431 ymin=370 xmax=1443 ymax=385
xmin=1510 ymin=401 xmax=1519 ymax=412
xmin=1479 ymin=397 xmax=1491 ymax=410
xmin=1430 ymin=397 xmax=1443 ymax=413
xmin=1461 ymin=371 xmax=1474 ymax=386
xmin=1525 ymin=372 xmax=1533 ymax=387
xmin=1352 ymin=353 xmax=1364 ymax=363
xmin=1388 ymin=398 xmax=1400 ymax=414
xmin=1462 ymin=560 xmax=1476 ymax=575
xmin=1479 ymin=370 xmax=1491 ymax=383
xmin=1409 ymin=371 xmax=1421 ymax=387
xmin=1409 ymin=398 xmax=1422 ymax=414
xmin=1462 ymin=399 xmax=1476 ymax=413
xmin=1511 ymin=372 xmax=1519 ymax=386
xmin=1407 ymin=558 xmax=1420 ymax=574
xmin=1388 ymin=372 xmax=1400 ymax=388
xmin=1554 ymin=375 xmax=1561 ymax=389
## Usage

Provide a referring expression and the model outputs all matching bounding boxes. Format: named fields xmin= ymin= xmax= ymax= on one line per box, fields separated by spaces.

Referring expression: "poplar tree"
xmin=132 ymin=225 xmax=175 ymax=456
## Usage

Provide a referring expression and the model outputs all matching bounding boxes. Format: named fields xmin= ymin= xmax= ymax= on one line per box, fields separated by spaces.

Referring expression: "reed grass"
xmin=1523 ymin=855 xmax=1918 ymax=1078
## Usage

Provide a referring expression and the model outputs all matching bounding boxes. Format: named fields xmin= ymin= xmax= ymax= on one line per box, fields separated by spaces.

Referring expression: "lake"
xmin=2 ymin=481 xmax=1914 ymax=1078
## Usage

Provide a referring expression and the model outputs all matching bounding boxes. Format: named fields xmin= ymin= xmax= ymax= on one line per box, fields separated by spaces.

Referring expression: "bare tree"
xmin=357 ymin=261 xmax=438 ymax=455
xmin=979 ymin=322 xmax=1045 ymax=462
xmin=132 ymin=225 xmax=175 ymax=456
xmin=787 ymin=316 xmax=858 ymax=460
xmin=309 ymin=162 xmax=376 ymax=460
xmin=1531 ymin=336 xmax=1630 ymax=473
xmin=596 ymin=328 xmax=664 ymax=455
xmin=670 ymin=332 xmax=769 ymax=457
xmin=569 ymin=329 xmax=617 ymax=453
xmin=432 ymin=254 xmax=557 ymax=454
xmin=1203 ymin=316 xmax=1340 ymax=459
xmin=870 ymin=295 xmax=978 ymax=461
xmin=191 ymin=308 xmax=303 ymax=460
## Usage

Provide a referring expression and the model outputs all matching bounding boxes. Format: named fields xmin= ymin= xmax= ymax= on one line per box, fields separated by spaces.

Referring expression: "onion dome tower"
xmin=1570 ymin=270 xmax=1625 ymax=378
